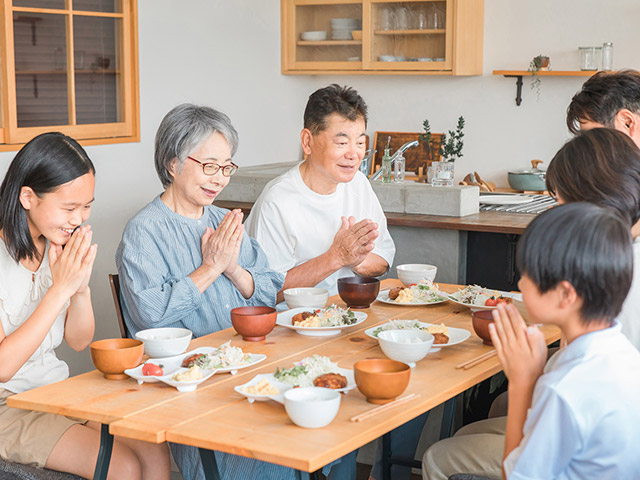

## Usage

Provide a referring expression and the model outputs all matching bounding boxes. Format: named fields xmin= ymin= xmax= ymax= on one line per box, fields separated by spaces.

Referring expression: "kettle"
xmin=508 ymin=160 xmax=546 ymax=192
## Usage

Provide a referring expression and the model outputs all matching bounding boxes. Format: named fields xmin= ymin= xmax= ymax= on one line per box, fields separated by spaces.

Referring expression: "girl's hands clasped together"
xmin=49 ymin=226 xmax=98 ymax=299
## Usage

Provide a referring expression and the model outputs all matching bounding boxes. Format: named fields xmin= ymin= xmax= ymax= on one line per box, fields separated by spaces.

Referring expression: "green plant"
xmin=420 ymin=116 xmax=465 ymax=162
xmin=528 ymin=55 xmax=550 ymax=100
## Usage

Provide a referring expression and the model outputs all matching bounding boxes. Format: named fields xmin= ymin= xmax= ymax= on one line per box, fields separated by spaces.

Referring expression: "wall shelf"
xmin=493 ymin=69 xmax=599 ymax=106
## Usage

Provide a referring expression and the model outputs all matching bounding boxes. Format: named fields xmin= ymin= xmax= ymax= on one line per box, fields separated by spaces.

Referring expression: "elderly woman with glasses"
xmin=116 ymin=103 xmax=283 ymax=339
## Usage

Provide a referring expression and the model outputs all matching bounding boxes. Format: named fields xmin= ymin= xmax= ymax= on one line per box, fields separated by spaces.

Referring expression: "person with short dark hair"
xmin=566 ymin=69 xmax=640 ymax=146
xmin=0 ymin=132 xmax=170 ymax=478
xmin=245 ymin=84 xmax=395 ymax=302
xmin=422 ymin=128 xmax=640 ymax=480
xmin=493 ymin=203 xmax=640 ymax=478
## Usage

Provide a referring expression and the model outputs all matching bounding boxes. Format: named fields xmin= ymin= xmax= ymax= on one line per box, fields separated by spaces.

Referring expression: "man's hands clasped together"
xmin=328 ymin=216 xmax=379 ymax=270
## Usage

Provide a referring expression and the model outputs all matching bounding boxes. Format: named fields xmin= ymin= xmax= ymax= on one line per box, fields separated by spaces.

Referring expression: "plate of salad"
xmin=376 ymin=281 xmax=448 ymax=305
xmin=276 ymin=305 xmax=367 ymax=336
xmin=447 ymin=285 xmax=522 ymax=311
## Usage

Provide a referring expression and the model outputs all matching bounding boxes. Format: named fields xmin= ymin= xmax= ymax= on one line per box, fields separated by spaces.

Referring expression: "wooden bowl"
xmin=471 ymin=310 xmax=494 ymax=346
xmin=90 ymin=338 xmax=144 ymax=380
xmin=337 ymin=276 xmax=380 ymax=309
xmin=230 ymin=306 xmax=277 ymax=342
xmin=354 ymin=358 xmax=411 ymax=404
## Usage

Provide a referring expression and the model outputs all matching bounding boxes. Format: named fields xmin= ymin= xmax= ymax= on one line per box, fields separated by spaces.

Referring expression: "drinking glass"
xmin=431 ymin=161 xmax=454 ymax=187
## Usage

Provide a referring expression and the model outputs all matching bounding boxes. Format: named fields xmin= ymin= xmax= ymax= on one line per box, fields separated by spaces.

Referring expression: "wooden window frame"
xmin=0 ymin=0 xmax=139 ymax=151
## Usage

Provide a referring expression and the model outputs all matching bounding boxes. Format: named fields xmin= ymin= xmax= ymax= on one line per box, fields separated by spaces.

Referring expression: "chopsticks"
xmin=455 ymin=350 xmax=497 ymax=370
xmin=350 ymin=393 xmax=421 ymax=422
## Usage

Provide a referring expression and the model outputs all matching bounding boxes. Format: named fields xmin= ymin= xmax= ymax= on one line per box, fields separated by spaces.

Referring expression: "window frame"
xmin=0 ymin=0 xmax=139 ymax=151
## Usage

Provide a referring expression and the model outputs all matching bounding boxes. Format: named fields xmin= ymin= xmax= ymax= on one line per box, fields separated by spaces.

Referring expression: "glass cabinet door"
xmin=365 ymin=0 xmax=452 ymax=70
xmin=289 ymin=2 xmax=363 ymax=70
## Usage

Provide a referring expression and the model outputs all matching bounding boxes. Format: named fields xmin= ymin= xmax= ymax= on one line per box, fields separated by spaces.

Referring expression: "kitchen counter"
xmin=216 ymin=200 xmax=533 ymax=235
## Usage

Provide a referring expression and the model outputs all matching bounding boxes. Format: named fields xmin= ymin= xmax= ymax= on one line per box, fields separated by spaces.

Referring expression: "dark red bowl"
xmin=471 ymin=310 xmax=494 ymax=346
xmin=230 ymin=306 xmax=277 ymax=342
xmin=337 ymin=276 xmax=380 ymax=309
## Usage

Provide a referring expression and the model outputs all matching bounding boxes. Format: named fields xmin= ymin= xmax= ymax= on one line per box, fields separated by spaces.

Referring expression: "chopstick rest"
xmin=350 ymin=393 xmax=420 ymax=422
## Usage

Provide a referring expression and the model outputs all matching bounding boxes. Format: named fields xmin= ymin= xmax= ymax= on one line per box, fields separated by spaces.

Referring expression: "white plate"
xmin=479 ymin=195 xmax=534 ymax=205
xmin=364 ymin=321 xmax=471 ymax=352
xmin=447 ymin=290 xmax=522 ymax=312
xmin=156 ymin=367 xmax=219 ymax=392
xmin=276 ymin=307 xmax=367 ymax=336
xmin=234 ymin=374 xmax=293 ymax=404
xmin=124 ymin=346 xmax=267 ymax=388
xmin=236 ymin=369 xmax=356 ymax=404
xmin=376 ymin=289 xmax=449 ymax=306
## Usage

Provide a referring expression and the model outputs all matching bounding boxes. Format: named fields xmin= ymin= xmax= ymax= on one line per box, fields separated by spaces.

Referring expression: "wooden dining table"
xmin=8 ymin=280 xmax=560 ymax=480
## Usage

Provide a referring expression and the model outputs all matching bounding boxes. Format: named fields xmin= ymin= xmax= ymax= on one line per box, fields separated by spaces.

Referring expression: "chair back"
xmin=108 ymin=273 xmax=129 ymax=338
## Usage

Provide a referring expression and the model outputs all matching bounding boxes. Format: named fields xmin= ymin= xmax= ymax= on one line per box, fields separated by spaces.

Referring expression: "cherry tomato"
xmin=496 ymin=297 xmax=509 ymax=305
xmin=484 ymin=298 xmax=499 ymax=307
xmin=142 ymin=363 xmax=163 ymax=376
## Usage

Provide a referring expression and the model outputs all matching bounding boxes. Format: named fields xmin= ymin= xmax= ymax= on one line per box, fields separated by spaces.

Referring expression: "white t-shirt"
xmin=504 ymin=322 xmax=640 ymax=479
xmin=616 ymin=238 xmax=640 ymax=350
xmin=0 ymin=240 xmax=69 ymax=393
xmin=245 ymin=164 xmax=395 ymax=295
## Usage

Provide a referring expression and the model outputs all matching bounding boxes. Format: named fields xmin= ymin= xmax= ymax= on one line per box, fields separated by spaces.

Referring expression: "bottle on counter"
xmin=394 ymin=153 xmax=405 ymax=183
xmin=381 ymin=146 xmax=392 ymax=183
xmin=602 ymin=42 xmax=614 ymax=71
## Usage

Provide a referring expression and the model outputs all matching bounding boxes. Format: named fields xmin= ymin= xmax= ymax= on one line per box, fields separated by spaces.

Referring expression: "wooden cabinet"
xmin=0 ymin=0 xmax=139 ymax=150
xmin=281 ymin=0 xmax=484 ymax=75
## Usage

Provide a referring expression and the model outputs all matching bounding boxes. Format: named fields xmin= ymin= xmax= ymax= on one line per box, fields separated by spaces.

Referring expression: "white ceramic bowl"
xmin=377 ymin=329 xmax=434 ymax=367
xmin=134 ymin=327 xmax=192 ymax=358
xmin=396 ymin=264 xmax=438 ymax=286
xmin=301 ymin=30 xmax=327 ymax=41
xmin=284 ymin=387 xmax=341 ymax=428
xmin=283 ymin=287 xmax=329 ymax=309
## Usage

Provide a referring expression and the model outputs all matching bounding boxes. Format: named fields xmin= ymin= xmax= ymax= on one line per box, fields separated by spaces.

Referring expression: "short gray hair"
xmin=154 ymin=103 xmax=239 ymax=188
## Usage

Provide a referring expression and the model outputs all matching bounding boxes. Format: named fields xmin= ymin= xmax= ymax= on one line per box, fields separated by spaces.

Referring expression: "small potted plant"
xmin=420 ymin=116 xmax=465 ymax=187
xmin=528 ymin=55 xmax=551 ymax=100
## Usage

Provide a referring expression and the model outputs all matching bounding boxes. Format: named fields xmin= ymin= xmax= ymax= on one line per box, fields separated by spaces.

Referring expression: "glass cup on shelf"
xmin=416 ymin=7 xmax=427 ymax=30
xmin=579 ymin=46 xmax=601 ymax=71
xmin=379 ymin=7 xmax=394 ymax=30
xmin=431 ymin=161 xmax=454 ymax=187
xmin=396 ymin=7 xmax=409 ymax=30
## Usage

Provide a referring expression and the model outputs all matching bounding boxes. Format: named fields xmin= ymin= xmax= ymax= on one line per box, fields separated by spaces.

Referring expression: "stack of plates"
xmin=331 ymin=18 xmax=360 ymax=40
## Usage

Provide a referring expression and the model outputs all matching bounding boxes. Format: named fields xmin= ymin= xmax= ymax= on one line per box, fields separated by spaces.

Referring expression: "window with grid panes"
xmin=0 ymin=0 xmax=138 ymax=150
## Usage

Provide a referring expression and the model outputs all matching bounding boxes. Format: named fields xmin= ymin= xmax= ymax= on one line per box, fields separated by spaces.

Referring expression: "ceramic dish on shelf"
xmin=364 ymin=321 xmax=471 ymax=352
xmin=447 ymin=290 xmax=522 ymax=312
xmin=276 ymin=307 xmax=367 ymax=336
xmin=376 ymin=289 xmax=448 ymax=306
xmin=479 ymin=194 xmax=534 ymax=206
xmin=124 ymin=346 xmax=266 ymax=386
xmin=301 ymin=30 xmax=327 ymax=41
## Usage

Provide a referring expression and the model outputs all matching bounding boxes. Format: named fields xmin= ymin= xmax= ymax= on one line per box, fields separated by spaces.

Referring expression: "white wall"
xmin=1 ymin=0 xmax=639 ymax=374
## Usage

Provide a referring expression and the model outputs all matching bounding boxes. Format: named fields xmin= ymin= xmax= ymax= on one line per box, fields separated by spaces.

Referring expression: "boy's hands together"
xmin=489 ymin=303 xmax=547 ymax=387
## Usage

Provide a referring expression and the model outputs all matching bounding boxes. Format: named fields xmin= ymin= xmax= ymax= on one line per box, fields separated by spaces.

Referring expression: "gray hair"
xmin=154 ymin=103 xmax=239 ymax=188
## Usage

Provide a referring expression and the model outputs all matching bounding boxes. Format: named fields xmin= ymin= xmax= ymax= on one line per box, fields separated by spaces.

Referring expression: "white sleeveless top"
xmin=0 ymin=239 xmax=69 ymax=393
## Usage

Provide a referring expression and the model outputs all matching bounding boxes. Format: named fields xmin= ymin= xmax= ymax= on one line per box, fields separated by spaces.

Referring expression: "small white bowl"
xmin=283 ymin=287 xmax=329 ymax=309
xmin=378 ymin=329 xmax=434 ymax=368
xmin=284 ymin=387 xmax=341 ymax=428
xmin=301 ymin=30 xmax=327 ymax=41
xmin=396 ymin=264 xmax=438 ymax=286
xmin=135 ymin=327 xmax=192 ymax=358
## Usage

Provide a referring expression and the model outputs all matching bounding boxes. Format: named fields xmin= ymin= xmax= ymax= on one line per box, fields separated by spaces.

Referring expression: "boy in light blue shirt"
xmin=490 ymin=202 xmax=640 ymax=479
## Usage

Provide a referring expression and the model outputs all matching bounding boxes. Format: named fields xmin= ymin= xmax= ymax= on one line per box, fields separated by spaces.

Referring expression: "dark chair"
xmin=108 ymin=273 xmax=129 ymax=338
xmin=0 ymin=457 xmax=83 ymax=480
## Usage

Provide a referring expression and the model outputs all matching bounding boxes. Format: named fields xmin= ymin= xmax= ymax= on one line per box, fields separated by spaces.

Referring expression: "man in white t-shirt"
xmin=245 ymin=84 xmax=395 ymax=300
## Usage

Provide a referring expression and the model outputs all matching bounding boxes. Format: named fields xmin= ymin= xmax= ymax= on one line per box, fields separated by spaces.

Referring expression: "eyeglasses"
xmin=187 ymin=156 xmax=238 ymax=177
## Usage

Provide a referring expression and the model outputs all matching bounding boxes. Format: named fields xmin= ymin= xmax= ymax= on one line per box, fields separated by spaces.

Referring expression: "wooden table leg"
xmin=94 ymin=423 xmax=114 ymax=480
xmin=199 ymin=448 xmax=222 ymax=480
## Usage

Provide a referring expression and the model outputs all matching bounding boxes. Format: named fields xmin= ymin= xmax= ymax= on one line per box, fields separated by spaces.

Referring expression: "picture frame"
xmin=371 ymin=131 xmax=442 ymax=178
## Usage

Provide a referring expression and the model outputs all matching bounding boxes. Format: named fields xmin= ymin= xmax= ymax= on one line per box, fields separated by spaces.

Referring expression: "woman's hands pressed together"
xmin=49 ymin=226 xmax=98 ymax=300
xmin=201 ymin=209 xmax=244 ymax=276
xmin=489 ymin=303 xmax=547 ymax=387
